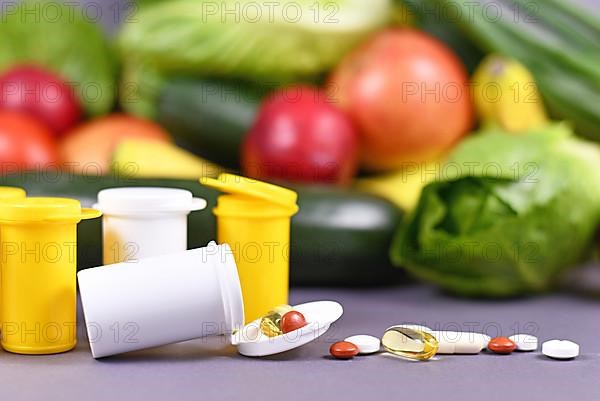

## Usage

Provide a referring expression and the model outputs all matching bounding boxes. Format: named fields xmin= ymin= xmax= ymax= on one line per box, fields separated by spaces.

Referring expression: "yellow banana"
xmin=355 ymin=158 xmax=443 ymax=212
xmin=112 ymin=138 xmax=224 ymax=179
xmin=472 ymin=55 xmax=548 ymax=133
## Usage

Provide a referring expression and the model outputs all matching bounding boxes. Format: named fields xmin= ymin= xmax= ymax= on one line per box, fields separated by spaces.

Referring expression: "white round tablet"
xmin=541 ymin=339 xmax=579 ymax=360
xmin=509 ymin=334 xmax=538 ymax=351
xmin=344 ymin=335 xmax=381 ymax=354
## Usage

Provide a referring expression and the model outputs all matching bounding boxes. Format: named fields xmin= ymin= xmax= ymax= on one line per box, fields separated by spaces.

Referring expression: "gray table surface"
xmin=0 ymin=284 xmax=598 ymax=401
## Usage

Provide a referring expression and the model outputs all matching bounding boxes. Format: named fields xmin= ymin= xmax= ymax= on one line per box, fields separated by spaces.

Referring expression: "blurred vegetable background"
xmin=1 ymin=0 xmax=600 ymax=293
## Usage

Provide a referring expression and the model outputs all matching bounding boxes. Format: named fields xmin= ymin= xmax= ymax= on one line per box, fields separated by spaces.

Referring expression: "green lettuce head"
xmin=391 ymin=124 xmax=600 ymax=297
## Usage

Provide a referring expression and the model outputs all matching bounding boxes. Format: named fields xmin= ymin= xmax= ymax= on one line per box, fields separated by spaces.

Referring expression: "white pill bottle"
xmin=78 ymin=243 xmax=244 ymax=358
xmin=94 ymin=187 xmax=206 ymax=264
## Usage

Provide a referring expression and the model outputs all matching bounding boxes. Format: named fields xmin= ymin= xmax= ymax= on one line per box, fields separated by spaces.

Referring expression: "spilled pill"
xmin=542 ymin=340 xmax=579 ymax=360
xmin=330 ymin=341 xmax=359 ymax=359
xmin=344 ymin=335 xmax=381 ymax=354
xmin=381 ymin=326 xmax=438 ymax=361
xmin=487 ymin=337 xmax=517 ymax=354
xmin=509 ymin=334 xmax=538 ymax=352
xmin=431 ymin=331 xmax=485 ymax=354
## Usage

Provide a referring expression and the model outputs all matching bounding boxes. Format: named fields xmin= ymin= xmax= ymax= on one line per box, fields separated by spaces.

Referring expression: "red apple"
xmin=0 ymin=64 xmax=82 ymax=136
xmin=242 ymin=86 xmax=359 ymax=185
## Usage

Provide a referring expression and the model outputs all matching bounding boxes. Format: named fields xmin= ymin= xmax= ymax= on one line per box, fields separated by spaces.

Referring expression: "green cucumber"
xmin=398 ymin=0 xmax=484 ymax=72
xmin=447 ymin=0 xmax=600 ymax=140
xmin=157 ymin=78 xmax=268 ymax=169
xmin=0 ymin=174 xmax=404 ymax=286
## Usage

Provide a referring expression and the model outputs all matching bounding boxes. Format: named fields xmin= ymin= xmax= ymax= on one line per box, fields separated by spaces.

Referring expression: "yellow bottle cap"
xmin=0 ymin=186 xmax=26 ymax=200
xmin=0 ymin=197 xmax=101 ymax=223
xmin=200 ymin=173 xmax=298 ymax=212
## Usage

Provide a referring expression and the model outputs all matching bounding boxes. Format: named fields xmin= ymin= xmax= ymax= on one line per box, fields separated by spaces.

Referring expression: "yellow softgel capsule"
xmin=381 ymin=326 xmax=439 ymax=361
xmin=260 ymin=305 xmax=293 ymax=337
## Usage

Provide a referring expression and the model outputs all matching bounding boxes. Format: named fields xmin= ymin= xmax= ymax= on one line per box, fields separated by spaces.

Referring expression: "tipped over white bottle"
xmin=77 ymin=243 xmax=244 ymax=358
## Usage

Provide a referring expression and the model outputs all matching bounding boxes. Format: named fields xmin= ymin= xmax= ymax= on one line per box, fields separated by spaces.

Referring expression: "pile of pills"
xmin=254 ymin=308 xmax=580 ymax=361
xmin=259 ymin=304 xmax=307 ymax=337
xmin=327 ymin=324 xmax=580 ymax=361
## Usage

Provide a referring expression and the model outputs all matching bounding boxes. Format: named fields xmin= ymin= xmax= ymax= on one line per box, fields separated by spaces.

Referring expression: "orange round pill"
xmin=280 ymin=310 xmax=307 ymax=334
xmin=330 ymin=341 xmax=359 ymax=359
xmin=488 ymin=337 xmax=517 ymax=354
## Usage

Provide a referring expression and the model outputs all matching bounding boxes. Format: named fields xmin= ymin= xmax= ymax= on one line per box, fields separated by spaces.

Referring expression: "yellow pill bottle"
xmin=201 ymin=174 xmax=298 ymax=323
xmin=0 ymin=198 xmax=100 ymax=354
xmin=0 ymin=187 xmax=26 ymax=328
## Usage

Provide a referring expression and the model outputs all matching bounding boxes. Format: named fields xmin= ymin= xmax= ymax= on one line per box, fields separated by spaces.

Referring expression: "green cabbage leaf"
xmin=391 ymin=124 xmax=600 ymax=296
xmin=118 ymin=0 xmax=390 ymax=83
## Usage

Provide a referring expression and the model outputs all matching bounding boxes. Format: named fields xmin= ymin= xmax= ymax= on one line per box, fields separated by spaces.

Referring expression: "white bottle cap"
xmin=78 ymin=243 xmax=244 ymax=358
xmin=94 ymin=187 xmax=206 ymax=215
xmin=94 ymin=187 xmax=207 ymax=263
xmin=233 ymin=301 xmax=343 ymax=357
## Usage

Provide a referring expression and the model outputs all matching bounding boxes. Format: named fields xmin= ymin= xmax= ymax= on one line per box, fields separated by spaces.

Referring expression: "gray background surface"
xmin=0 ymin=285 xmax=598 ymax=401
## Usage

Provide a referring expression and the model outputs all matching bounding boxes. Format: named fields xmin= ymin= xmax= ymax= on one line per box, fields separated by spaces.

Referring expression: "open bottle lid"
xmin=232 ymin=300 xmax=343 ymax=357
xmin=200 ymin=173 xmax=298 ymax=213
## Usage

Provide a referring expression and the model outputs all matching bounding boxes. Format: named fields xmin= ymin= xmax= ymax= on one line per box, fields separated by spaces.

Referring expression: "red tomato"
xmin=0 ymin=64 xmax=82 ymax=135
xmin=59 ymin=114 xmax=171 ymax=175
xmin=242 ymin=86 xmax=359 ymax=185
xmin=329 ymin=29 xmax=474 ymax=171
xmin=0 ymin=110 xmax=60 ymax=170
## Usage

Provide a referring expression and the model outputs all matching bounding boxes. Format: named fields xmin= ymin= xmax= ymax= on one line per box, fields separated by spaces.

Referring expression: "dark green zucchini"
xmin=158 ymin=78 xmax=268 ymax=168
xmin=0 ymin=174 xmax=405 ymax=286
xmin=398 ymin=0 xmax=484 ymax=72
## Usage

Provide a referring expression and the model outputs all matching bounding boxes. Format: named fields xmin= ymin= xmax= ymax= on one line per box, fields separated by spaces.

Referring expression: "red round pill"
xmin=280 ymin=310 xmax=307 ymax=334
xmin=330 ymin=341 xmax=359 ymax=359
xmin=488 ymin=337 xmax=517 ymax=354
